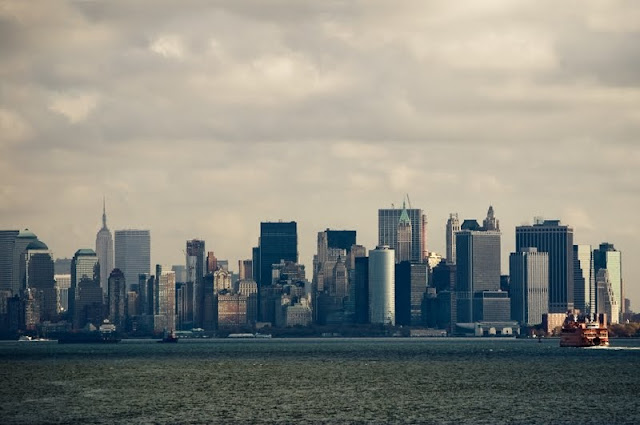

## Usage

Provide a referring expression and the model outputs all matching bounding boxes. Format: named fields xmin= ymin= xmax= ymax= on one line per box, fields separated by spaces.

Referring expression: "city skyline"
xmin=1 ymin=2 xmax=638 ymax=307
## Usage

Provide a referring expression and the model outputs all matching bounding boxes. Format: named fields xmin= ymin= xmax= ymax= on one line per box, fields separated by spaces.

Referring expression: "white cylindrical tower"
xmin=369 ymin=245 xmax=395 ymax=325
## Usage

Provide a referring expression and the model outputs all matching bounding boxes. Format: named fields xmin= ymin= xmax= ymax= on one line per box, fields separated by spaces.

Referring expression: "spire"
xmin=399 ymin=201 xmax=411 ymax=225
xmin=102 ymin=196 xmax=108 ymax=230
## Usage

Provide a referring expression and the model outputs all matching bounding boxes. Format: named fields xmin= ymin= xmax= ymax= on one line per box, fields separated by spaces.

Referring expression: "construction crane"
xmin=406 ymin=193 xmax=412 ymax=209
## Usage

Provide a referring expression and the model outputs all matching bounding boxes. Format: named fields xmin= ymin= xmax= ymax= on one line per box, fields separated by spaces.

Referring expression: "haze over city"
xmin=1 ymin=0 xmax=639 ymax=307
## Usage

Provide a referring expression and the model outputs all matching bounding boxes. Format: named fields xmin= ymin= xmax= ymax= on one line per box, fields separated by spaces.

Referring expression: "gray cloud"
xmin=1 ymin=0 xmax=639 ymax=306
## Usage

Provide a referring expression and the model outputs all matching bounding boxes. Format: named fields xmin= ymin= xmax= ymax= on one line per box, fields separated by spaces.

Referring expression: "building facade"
xmin=515 ymin=220 xmax=574 ymax=313
xmin=573 ymin=245 xmax=595 ymax=315
xmin=378 ymin=207 xmax=426 ymax=264
xmin=368 ymin=246 xmax=395 ymax=325
xmin=509 ymin=248 xmax=549 ymax=326
xmin=114 ymin=230 xmax=150 ymax=292
xmin=445 ymin=214 xmax=460 ymax=264
xmin=593 ymin=243 xmax=622 ymax=320
xmin=258 ymin=221 xmax=298 ymax=287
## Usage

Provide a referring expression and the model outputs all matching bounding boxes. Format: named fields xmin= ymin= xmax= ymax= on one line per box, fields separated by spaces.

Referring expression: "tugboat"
xmin=560 ymin=312 xmax=609 ymax=347
xmin=159 ymin=330 xmax=178 ymax=343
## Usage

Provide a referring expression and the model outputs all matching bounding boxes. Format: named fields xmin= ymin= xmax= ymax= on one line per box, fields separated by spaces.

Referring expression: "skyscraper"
xmin=593 ymin=243 xmax=622 ymax=320
xmin=95 ymin=199 xmax=114 ymax=295
xmin=378 ymin=204 xmax=426 ymax=264
xmin=258 ymin=221 xmax=298 ymax=287
xmin=186 ymin=239 xmax=206 ymax=327
xmin=108 ymin=268 xmax=127 ymax=329
xmin=396 ymin=204 xmax=412 ymax=263
xmin=509 ymin=248 xmax=549 ymax=326
xmin=0 ymin=230 xmax=19 ymax=293
xmin=445 ymin=214 xmax=460 ymax=264
xmin=395 ymin=261 xmax=427 ymax=326
xmin=368 ymin=246 xmax=395 ymax=325
xmin=21 ymin=240 xmax=56 ymax=322
xmin=515 ymin=220 xmax=574 ymax=313
xmin=114 ymin=230 xmax=150 ymax=292
xmin=11 ymin=229 xmax=38 ymax=295
xmin=573 ymin=245 xmax=595 ymax=315
xmin=596 ymin=269 xmax=619 ymax=325
xmin=154 ymin=267 xmax=176 ymax=333
xmin=455 ymin=219 xmax=501 ymax=323
xmin=70 ymin=249 xmax=99 ymax=329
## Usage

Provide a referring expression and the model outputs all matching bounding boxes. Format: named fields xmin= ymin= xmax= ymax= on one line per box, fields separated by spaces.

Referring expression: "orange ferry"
xmin=560 ymin=313 xmax=609 ymax=347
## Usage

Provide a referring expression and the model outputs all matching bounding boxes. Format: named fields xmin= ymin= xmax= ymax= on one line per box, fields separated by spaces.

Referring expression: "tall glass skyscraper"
xmin=369 ymin=246 xmax=395 ymax=325
xmin=114 ymin=230 xmax=150 ymax=291
xmin=593 ymin=243 xmax=622 ymax=320
xmin=95 ymin=200 xmax=114 ymax=295
xmin=509 ymin=247 xmax=549 ymax=326
xmin=0 ymin=230 xmax=19 ymax=293
xmin=70 ymin=248 xmax=99 ymax=327
xmin=455 ymin=224 xmax=501 ymax=323
xmin=516 ymin=220 xmax=574 ymax=314
xmin=258 ymin=221 xmax=298 ymax=287
xmin=378 ymin=206 xmax=426 ymax=264
xmin=573 ymin=245 xmax=594 ymax=315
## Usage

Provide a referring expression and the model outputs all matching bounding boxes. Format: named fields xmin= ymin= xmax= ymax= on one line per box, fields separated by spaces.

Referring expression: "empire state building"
xmin=95 ymin=199 xmax=114 ymax=294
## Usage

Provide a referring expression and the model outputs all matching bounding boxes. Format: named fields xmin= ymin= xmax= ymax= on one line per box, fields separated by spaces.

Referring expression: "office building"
xmin=573 ymin=245 xmax=595 ymax=315
xmin=593 ymin=243 xmax=622 ymax=319
xmin=70 ymin=249 xmax=99 ymax=328
xmin=396 ymin=204 xmax=412 ymax=263
xmin=369 ymin=246 xmax=395 ymax=325
xmin=54 ymin=274 xmax=71 ymax=313
xmin=0 ymin=230 xmax=19 ymax=293
xmin=515 ymin=219 xmax=574 ymax=313
xmin=95 ymin=200 xmax=114 ymax=295
xmin=378 ymin=205 xmax=427 ymax=263
xmin=217 ymin=293 xmax=248 ymax=328
xmin=238 ymin=279 xmax=258 ymax=324
xmin=114 ymin=230 xmax=150 ymax=292
xmin=473 ymin=291 xmax=510 ymax=322
xmin=395 ymin=261 xmax=427 ymax=326
xmin=238 ymin=259 xmax=253 ymax=280
xmin=596 ymin=269 xmax=619 ymax=325
xmin=21 ymin=240 xmax=56 ymax=322
xmin=258 ymin=221 xmax=298 ymax=287
xmin=108 ymin=268 xmax=127 ymax=330
xmin=11 ymin=229 xmax=38 ymax=295
xmin=510 ymin=248 xmax=549 ymax=326
xmin=445 ymin=214 xmax=460 ymax=264
xmin=154 ymin=268 xmax=176 ymax=333
xmin=186 ymin=239 xmax=206 ymax=327
xmin=456 ymin=221 xmax=501 ymax=323
xmin=353 ymin=256 xmax=369 ymax=324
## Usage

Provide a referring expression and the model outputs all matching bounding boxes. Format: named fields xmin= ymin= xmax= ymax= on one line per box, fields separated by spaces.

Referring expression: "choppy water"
xmin=1 ymin=338 xmax=639 ymax=424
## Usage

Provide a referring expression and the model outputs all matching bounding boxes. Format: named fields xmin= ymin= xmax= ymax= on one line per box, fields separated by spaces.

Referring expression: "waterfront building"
xmin=509 ymin=248 xmax=549 ymax=326
xmin=258 ymin=221 xmax=298 ymax=287
xmin=21 ymin=240 xmax=56 ymax=322
xmin=573 ymin=245 xmax=595 ymax=315
xmin=11 ymin=229 xmax=38 ymax=295
xmin=395 ymin=261 xmax=427 ymax=326
xmin=217 ymin=293 xmax=247 ymax=328
xmin=186 ymin=239 xmax=206 ymax=327
xmin=0 ymin=230 xmax=19 ymax=293
xmin=70 ymin=249 xmax=99 ymax=329
xmin=286 ymin=300 xmax=312 ymax=327
xmin=353 ymin=256 xmax=369 ymax=324
xmin=378 ymin=205 xmax=427 ymax=263
xmin=95 ymin=200 xmax=114 ymax=295
xmin=455 ymin=220 xmax=501 ymax=323
xmin=114 ymin=230 xmax=150 ymax=292
xmin=107 ymin=268 xmax=127 ymax=330
xmin=596 ymin=269 xmax=619 ymax=325
xmin=473 ymin=291 xmax=510 ymax=322
xmin=154 ymin=268 xmax=176 ymax=333
xmin=238 ymin=279 xmax=258 ymax=324
xmin=593 ymin=243 xmax=622 ymax=320
xmin=75 ymin=276 xmax=103 ymax=329
xmin=445 ymin=214 xmax=460 ymax=264
xmin=368 ymin=246 xmax=395 ymax=325
xmin=515 ymin=219 xmax=574 ymax=313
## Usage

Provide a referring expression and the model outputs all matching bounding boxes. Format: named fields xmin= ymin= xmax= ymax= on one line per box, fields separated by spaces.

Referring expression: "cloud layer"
xmin=1 ymin=1 xmax=639 ymax=305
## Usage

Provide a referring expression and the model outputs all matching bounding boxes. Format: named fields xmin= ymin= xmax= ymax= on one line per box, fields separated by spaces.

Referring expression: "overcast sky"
xmin=1 ymin=1 xmax=639 ymax=307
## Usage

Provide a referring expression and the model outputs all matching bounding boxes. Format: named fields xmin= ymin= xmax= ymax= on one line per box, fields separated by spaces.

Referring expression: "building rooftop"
xmin=26 ymin=240 xmax=48 ymax=250
xmin=16 ymin=229 xmax=37 ymax=239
